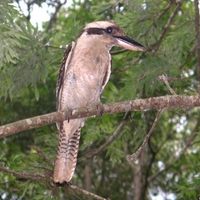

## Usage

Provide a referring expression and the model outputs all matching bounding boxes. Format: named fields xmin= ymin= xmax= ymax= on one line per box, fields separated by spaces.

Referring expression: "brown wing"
xmin=56 ymin=43 xmax=72 ymax=110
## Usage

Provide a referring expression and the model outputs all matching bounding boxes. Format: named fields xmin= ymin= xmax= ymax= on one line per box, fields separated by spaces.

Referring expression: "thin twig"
xmin=139 ymin=1 xmax=174 ymax=38
xmin=45 ymin=0 xmax=67 ymax=32
xmin=30 ymin=146 xmax=53 ymax=165
xmin=69 ymin=184 xmax=110 ymax=200
xmin=113 ymin=53 xmax=144 ymax=74
xmin=126 ymin=110 xmax=163 ymax=164
xmin=0 ymin=167 xmax=109 ymax=199
xmin=158 ymin=74 xmax=177 ymax=95
xmin=156 ymin=130 xmax=173 ymax=153
xmin=111 ymin=49 xmax=127 ymax=55
xmin=0 ymin=167 xmax=52 ymax=189
xmin=0 ymin=167 xmax=46 ymax=179
xmin=45 ymin=43 xmax=66 ymax=50
xmin=147 ymin=113 xmax=200 ymax=183
xmin=158 ymin=76 xmax=188 ymax=83
xmin=83 ymin=112 xmax=130 ymax=160
xmin=147 ymin=129 xmax=197 ymax=183
xmin=179 ymin=45 xmax=195 ymax=70
xmin=152 ymin=0 xmax=184 ymax=54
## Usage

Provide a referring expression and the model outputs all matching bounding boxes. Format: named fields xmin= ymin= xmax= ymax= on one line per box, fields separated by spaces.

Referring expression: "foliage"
xmin=0 ymin=0 xmax=200 ymax=200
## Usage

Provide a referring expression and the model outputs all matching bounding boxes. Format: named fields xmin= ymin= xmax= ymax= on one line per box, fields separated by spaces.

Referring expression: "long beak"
xmin=115 ymin=36 xmax=145 ymax=51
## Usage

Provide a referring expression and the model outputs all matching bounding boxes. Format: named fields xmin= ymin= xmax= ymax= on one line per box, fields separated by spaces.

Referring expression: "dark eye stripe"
xmin=86 ymin=27 xmax=115 ymax=35
xmin=86 ymin=28 xmax=105 ymax=35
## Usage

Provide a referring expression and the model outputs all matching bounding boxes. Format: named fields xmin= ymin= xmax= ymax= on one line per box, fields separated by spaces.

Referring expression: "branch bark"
xmin=1 ymin=94 xmax=200 ymax=138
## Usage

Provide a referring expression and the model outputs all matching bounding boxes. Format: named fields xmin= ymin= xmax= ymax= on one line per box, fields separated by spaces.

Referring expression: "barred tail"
xmin=54 ymin=127 xmax=81 ymax=183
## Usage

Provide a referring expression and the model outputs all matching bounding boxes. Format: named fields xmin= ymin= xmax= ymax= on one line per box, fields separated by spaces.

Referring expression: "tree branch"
xmin=158 ymin=74 xmax=177 ymax=95
xmin=0 ymin=167 xmax=109 ymax=200
xmin=139 ymin=1 xmax=173 ymax=38
xmin=45 ymin=0 xmax=68 ymax=32
xmin=30 ymin=146 xmax=53 ymax=166
xmin=147 ymin=128 xmax=197 ymax=183
xmin=83 ymin=112 xmax=130 ymax=160
xmin=113 ymin=52 xmax=145 ymax=74
xmin=69 ymin=184 xmax=109 ymax=200
xmin=1 ymin=95 xmax=200 ymax=138
xmin=126 ymin=110 xmax=163 ymax=164
xmin=0 ymin=167 xmax=52 ymax=189
xmin=194 ymin=0 xmax=200 ymax=80
xmin=152 ymin=0 xmax=184 ymax=54
xmin=146 ymin=113 xmax=200 ymax=183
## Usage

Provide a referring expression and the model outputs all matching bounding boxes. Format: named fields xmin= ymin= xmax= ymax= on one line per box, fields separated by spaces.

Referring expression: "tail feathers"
xmin=54 ymin=127 xmax=81 ymax=183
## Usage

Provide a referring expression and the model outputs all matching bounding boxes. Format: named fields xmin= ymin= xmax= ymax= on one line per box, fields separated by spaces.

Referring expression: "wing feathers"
xmin=56 ymin=43 xmax=74 ymax=110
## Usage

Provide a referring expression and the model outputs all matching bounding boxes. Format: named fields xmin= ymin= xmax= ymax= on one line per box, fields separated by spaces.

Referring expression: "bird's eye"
xmin=106 ymin=27 xmax=113 ymax=34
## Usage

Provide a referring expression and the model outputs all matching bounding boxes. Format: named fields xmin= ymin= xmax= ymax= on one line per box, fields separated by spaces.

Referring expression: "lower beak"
xmin=115 ymin=36 xmax=145 ymax=51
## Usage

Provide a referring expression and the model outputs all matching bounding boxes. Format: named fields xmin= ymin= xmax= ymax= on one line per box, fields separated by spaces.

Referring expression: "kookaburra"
xmin=54 ymin=21 xmax=145 ymax=183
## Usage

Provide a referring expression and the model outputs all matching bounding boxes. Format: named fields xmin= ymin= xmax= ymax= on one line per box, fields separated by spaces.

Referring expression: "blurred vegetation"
xmin=0 ymin=0 xmax=200 ymax=199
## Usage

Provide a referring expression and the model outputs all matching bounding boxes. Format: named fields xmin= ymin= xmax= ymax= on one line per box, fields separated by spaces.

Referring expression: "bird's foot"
xmin=54 ymin=181 xmax=72 ymax=187
xmin=63 ymin=107 xmax=72 ymax=122
xmin=96 ymin=103 xmax=104 ymax=116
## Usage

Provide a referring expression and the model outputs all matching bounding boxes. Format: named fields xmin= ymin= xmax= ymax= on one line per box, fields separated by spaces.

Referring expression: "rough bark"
xmin=1 ymin=95 xmax=200 ymax=138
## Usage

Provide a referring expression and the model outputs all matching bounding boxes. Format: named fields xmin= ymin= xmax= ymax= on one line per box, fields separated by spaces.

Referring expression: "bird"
xmin=54 ymin=21 xmax=145 ymax=183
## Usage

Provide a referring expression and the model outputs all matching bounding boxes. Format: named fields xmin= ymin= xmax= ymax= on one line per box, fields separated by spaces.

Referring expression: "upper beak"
xmin=114 ymin=36 xmax=145 ymax=51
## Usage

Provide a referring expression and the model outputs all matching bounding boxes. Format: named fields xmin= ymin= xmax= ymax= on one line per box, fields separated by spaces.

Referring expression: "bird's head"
xmin=79 ymin=21 xmax=145 ymax=51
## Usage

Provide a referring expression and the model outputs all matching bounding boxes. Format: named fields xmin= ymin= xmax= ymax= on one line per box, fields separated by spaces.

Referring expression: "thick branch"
xmin=1 ymin=95 xmax=200 ymax=138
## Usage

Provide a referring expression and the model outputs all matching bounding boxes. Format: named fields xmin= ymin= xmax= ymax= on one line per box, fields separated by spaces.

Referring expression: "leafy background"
xmin=0 ymin=0 xmax=200 ymax=199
